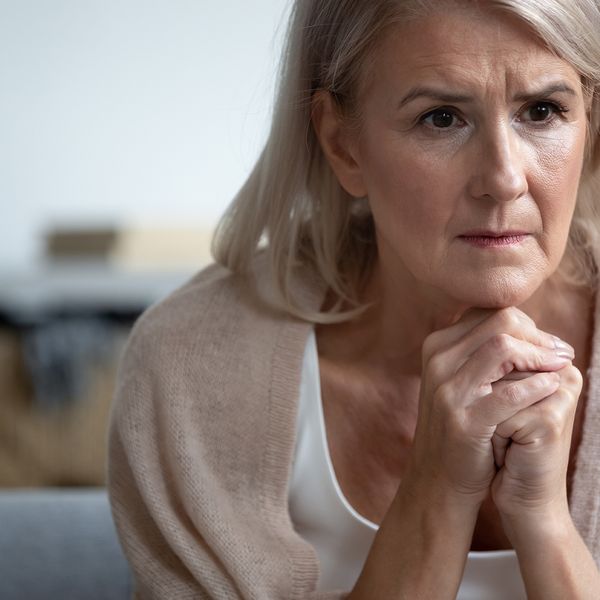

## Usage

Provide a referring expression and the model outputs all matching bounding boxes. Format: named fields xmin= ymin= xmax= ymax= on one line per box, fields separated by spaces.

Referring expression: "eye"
xmin=420 ymin=107 xmax=464 ymax=130
xmin=520 ymin=101 xmax=569 ymax=123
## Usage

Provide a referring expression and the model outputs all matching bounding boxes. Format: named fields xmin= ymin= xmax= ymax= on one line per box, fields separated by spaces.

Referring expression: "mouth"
xmin=458 ymin=230 xmax=530 ymax=248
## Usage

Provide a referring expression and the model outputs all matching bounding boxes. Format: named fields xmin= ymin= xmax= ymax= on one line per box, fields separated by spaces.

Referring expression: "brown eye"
xmin=528 ymin=103 xmax=552 ymax=122
xmin=432 ymin=110 xmax=454 ymax=127
xmin=521 ymin=101 xmax=568 ymax=124
xmin=422 ymin=108 xmax=459 ymax=129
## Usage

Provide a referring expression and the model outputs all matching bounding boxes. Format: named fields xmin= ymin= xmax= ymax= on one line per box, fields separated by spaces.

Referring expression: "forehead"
xmin=368 ymin=6 xmax=581 ymax=95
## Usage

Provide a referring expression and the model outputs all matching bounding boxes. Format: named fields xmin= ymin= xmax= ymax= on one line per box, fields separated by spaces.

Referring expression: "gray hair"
xmin=212 ymin=0 xmax=600 ymax=322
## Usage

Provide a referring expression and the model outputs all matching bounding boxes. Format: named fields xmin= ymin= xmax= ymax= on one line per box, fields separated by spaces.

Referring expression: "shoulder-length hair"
xmin=212 ymin=0 xmax=600 ymax=322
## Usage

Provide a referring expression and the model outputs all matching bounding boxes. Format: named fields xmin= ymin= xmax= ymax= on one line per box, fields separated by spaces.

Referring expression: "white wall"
xmin=0 ymin=0 xmax=289 ymax=268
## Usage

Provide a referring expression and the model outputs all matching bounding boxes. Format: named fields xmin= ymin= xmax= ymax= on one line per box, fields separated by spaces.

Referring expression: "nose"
xmin=467 ymin=121 xmax=528 ymax=202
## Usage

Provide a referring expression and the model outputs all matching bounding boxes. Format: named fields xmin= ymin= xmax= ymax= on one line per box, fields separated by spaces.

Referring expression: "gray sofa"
xmin=0 ymin=487 xmax=132 ymax=599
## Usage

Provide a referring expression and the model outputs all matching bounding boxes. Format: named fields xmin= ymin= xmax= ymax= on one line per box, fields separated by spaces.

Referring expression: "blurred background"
xmin=0 ymin=0 xmax=288 ymax=489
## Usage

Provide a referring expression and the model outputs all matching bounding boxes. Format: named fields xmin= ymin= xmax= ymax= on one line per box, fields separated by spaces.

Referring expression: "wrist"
xmin=398 ymin=469 xmax=484 ymax=519
xmin=501 ymin=509 xmax=600 ymax=600
xmin=500 ymin=500 xmax=573 ymax=548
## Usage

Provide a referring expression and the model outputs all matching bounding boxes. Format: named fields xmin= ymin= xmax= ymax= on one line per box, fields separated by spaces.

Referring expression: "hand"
xmin=407 ymin=307 xmax=573 ymax=510
xmin=490 ymin=363 xmax=582 ymax=523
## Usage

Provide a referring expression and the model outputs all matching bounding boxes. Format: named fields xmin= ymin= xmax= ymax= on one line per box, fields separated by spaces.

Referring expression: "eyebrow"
xmin=397 ymin=82 xmax=579 ymax=109
xmin=513 ymin=83 xmax=578 ymax=102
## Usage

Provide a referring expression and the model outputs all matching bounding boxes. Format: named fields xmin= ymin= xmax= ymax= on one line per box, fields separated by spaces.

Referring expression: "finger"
xmin=492 ymin=432 xmax=511 ymax=468
xmin=425 ymin=307 xmax=573 ymax=383
xmin=471 ymin=371 xmax=562 ymax=427
xmin=454 ymin=334 xmax=571 ymax=398
xmin=422 ymin=308 xmax=496 ymax=364
xmin=422 ymin=306 xmax=531 ymax=365
xmin=494 ymin=383 xmax=578 ymax=445
xmin=456 ymin=307 xmax=567 ymax=354
xmin=502 ymin=370 xmax=538 ymax=381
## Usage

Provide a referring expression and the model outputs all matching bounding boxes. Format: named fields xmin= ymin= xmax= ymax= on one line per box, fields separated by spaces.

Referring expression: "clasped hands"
xmin=410 ymin=306 xmax=583 ymax=538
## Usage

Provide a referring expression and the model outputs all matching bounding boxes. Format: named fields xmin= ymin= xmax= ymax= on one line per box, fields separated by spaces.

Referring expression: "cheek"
xmin=530 ymin=126 xmax=585 ymax=243
xmin=359 ymin=132 xmax=460 ymax=229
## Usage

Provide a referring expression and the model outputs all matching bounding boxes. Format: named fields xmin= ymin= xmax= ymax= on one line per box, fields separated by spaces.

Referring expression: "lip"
xmin=460 ymin=230 xmax=530 ymax=237
xmin=458 ymin=231 xmax=530 ymax=248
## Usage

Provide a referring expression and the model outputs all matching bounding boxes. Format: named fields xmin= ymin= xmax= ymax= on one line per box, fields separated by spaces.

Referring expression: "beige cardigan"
xmin=107 ymin=258 xmax=600 ymax=599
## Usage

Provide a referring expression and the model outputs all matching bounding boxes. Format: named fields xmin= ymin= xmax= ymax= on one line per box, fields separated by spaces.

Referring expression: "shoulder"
xmin=119 ymin=263 xmax=268 ymax=379
xmin=128 ymin=251 xmax=325 ymax=353
xmin=114 ymin=255 xmax=323 ymax=408
xmin=132 ymin=260 xmax=265 ymax=341
xmin=108 ymin=259 xmax=298 ymax=457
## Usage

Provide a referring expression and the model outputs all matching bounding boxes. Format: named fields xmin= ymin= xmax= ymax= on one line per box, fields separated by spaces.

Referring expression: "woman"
xmin=108 ymin=0 xmax=600 ymax=598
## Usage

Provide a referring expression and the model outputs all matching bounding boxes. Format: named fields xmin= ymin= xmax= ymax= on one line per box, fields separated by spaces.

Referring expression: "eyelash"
xmin=418 ymin=101 xmax=570 ymax=132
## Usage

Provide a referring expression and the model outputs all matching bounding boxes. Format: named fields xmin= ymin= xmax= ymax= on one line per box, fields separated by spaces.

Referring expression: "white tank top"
xmin=288 ymin=330 xmax=527 ymax=598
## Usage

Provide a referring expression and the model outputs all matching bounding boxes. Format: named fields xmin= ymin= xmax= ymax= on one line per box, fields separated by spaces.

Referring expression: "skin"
xmin=312 ymin=3 xmax=600 ymax=598
xmin=324 ymin=8 xmax=588 ymax=340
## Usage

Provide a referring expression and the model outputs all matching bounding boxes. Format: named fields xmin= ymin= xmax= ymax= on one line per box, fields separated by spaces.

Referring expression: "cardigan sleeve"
xmin=106 ymin=273 xmax=350 ymax=600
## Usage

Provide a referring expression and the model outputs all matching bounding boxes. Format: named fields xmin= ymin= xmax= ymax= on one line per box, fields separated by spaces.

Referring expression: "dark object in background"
xmin=0 ymin=225 xmax=200 ymax=488
xmin=0 ymin=323 xmax=131 ymax=487
xmin=21 ymin=316 xmax=116 ymax=412
xmin=45 ymin=228 xmax=118 ymax=260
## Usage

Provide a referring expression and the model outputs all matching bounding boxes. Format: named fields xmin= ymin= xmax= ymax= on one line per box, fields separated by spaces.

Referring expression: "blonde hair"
xmin=212 ymin=0 xmax=600 ymax=322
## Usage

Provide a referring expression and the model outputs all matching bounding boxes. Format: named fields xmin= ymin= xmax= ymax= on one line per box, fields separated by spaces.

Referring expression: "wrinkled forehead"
xmin=364 ymin=7 xmax=583 ymax=100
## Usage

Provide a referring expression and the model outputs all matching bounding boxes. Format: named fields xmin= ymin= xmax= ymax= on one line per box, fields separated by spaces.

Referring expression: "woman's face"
xmin=346 ymin=6 xmax=588 ymax=308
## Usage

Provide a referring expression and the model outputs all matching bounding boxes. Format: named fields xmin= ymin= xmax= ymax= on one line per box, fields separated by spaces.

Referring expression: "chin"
xmin=448 ymin=270 xmax=546 ymax=309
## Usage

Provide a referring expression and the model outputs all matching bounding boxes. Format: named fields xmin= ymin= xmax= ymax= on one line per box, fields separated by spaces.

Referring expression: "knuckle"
xmin=556 ymin=385 xmax=579 ymax=412
xmin=489 ymin=333 xmax=514 ymax=355
xmin=498 ymin=359 xmax=516 ymax=376
xmin=422 ymin=332 xmax=442 ymax=364
xmin=422 ymin=330 xmax=445 ymax=355
xmin=562 ymin=365 xmax=583 ymax=391
xmin=426 ymin=352 xmax=448 ymax=383
xmin=497 ymin=307 xmax=526 ymax=330
xmin=434 ymin=381 xmax=455 ymax=408
xmin=498 ymin=382 xmax=523 ymax=407
xmin=541 ymin=407 xmax=565 ymax=437
xmin=434 ymin=383 xmax=467 ymax=423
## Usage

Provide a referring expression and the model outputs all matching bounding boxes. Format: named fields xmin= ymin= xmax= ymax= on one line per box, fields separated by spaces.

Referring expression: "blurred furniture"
xmin=0 ymin=262 xmax=195 ymax=487
xmin=0 ymin=487 xmax=132 ymax=600
xmin=0 ymin=323 xmax=127 ymax=486
xmin=0 ymin=262 xmax=195 ymax=325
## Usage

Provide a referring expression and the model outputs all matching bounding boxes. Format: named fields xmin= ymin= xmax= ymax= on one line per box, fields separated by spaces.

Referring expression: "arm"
xmin=107 ymin=302 xmax=347 ymax=600
xmin=491 ymin=361 xmax=600 ymax=598
xmin=503 ymin=506 xmax=600 ymax=599
xmin=348 ymin=475 xmax=480 ymax=600
xmin=349 ymin=307 xmax=570 ymax=599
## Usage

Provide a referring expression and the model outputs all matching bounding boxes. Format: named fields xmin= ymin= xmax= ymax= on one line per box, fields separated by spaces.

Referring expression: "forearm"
xmin=504 ymin=508 xmax=600 ymax=600
xmin=348 ymin=478 xmax=479 ymax=600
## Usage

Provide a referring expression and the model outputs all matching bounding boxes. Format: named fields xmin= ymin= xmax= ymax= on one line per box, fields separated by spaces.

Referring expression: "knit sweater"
xmin=107 ymin=256 xmax=600 ymax=599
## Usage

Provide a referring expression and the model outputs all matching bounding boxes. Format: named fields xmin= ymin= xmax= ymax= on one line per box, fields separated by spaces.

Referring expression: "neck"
xmin=357 ymin=260 xmax=474 ymax=376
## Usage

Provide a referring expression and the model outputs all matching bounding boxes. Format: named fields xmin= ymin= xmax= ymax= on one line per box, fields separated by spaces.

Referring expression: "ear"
xmin=311 ymin=90 xmax=368 ymax=198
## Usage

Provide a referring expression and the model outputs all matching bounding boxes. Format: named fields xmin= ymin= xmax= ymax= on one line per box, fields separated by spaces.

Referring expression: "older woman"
xmin=108 ymin=0 xmax=600 ymax=598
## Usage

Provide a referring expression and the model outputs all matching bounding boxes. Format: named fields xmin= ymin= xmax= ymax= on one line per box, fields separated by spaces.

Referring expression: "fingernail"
xmin=552 ymin=336 xmax=575 ymax=358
